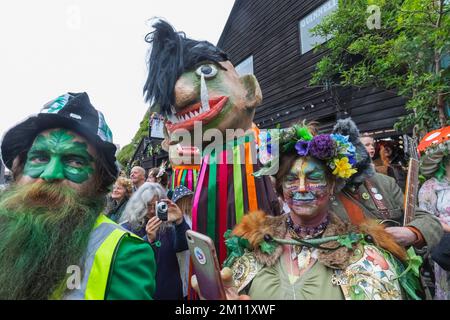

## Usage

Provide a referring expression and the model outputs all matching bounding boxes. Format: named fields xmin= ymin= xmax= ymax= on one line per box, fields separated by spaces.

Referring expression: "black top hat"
xmin=1 ymin=92 xmax=118 ymax=181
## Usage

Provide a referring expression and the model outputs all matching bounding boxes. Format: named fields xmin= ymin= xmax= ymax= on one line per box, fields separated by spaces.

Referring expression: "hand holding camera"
xmin=155 ymin=201 xmax=169 ymax=221
xmin=146 ymin=199 xmax=183 ymax=244
xmin=156 ymin=199 xmax=183 ymax=225
xmin=146 ymin=216 xmax=163 ymax=243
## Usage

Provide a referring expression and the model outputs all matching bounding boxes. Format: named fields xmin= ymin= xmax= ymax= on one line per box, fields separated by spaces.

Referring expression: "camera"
xmin=155 ymin=201 xmax=168 ymax=221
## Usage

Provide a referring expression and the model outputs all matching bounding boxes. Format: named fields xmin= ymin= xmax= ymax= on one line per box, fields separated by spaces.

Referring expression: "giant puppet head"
xmin=143 ymin=19 xmax=262 ymax=138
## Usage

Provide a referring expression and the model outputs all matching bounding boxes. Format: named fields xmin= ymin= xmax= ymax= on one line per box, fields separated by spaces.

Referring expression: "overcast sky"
xmin=0 ymin=0 xmax=236 ymax=148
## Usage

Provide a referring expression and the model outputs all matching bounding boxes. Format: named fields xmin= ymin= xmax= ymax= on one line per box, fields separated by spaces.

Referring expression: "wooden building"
xmin=129 ymin=136 xmax=168 ymax=173
xmin=129 ymin=0 xmax=410 ymax=172
xmin=217 ymin=0 xmax=408 ymax=136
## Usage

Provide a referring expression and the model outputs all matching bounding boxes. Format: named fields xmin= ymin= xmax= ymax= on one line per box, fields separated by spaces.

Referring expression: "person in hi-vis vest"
xmin=0 ymin=92 xmax=156 ymax=299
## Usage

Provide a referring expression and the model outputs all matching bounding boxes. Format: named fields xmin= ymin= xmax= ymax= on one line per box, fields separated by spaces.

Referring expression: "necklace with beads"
xmin=286 ymin=214 xmax=329 ymax=240
xmin=286 ymin=214 xmax=329 ymax=273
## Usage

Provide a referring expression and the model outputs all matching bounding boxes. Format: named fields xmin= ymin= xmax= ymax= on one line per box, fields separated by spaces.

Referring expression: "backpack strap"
xmin=338 ymin=193 xmax=366 ymax=225
xmin=364 ymin=179 xmax=390 ymax=219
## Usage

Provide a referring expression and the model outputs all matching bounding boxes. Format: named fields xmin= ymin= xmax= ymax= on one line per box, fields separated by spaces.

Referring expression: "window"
xmin=299 ymin=0 xmax=338 ymax=54
xmin=235 ymin=55 xmax=254 ymax=76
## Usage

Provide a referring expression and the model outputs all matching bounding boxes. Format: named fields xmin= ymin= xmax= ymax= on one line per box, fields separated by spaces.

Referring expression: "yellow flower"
xmin=332 ymin=157 xmax=357 ymax=178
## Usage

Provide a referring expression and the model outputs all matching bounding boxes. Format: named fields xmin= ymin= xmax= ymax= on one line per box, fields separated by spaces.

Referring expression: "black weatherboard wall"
xmin=129 ymin=137 xmax=168 ymax=173
xmin=217 ymin=0 xmax=407 ymax=134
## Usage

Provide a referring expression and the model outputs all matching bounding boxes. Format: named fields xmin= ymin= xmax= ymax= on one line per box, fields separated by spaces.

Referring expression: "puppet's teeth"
xmin=190 ymin=111 xmax=196 ymax=118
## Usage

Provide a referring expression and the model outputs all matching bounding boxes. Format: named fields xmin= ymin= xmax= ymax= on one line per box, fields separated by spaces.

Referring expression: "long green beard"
xmin=0 ymin=181 xmax=104 ymax=299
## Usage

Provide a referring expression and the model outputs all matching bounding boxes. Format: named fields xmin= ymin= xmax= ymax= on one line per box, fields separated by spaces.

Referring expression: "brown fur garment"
xmin=232 ymin=210 xmax=287 ymax=267
xmin=358 ymin=219 xmax=407 ymax=262
xmin=231 ymin=211 xmax=407 ymax=269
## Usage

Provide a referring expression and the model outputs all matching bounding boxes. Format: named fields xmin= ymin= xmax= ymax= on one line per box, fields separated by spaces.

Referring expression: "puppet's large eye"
xmin=195 ymin=64 xmax=218 ymax=79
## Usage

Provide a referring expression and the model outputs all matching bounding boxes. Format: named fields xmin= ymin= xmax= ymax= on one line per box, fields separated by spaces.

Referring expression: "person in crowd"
xmin=329 ymin=120 xmax=442 ymax=252
xmin=418 ymin=128 xmax=450 ymax=300
xmin=147 ymin=161 xmax=169 ymax=190
xmin=130 ymin=166 xmax=146 ymax=191
xmin=360 ymin=134 xmax=376 ymax=160
xmin=170 ymin=185 xmax=194 ymax=299
xmin=120 ymin=182 xmax=190 ymax=300
xmin=0 ymin=92 xmax=156 ymax=299
xmin=105 ymin=176 xmax=133 ymax=223
xmin=193 ymin=120 xmax=422 ymax=300
xmin=374 ymin=140 xmax=407 ymax=191
xmin=170 ymin=185 xmax=194 ymax=227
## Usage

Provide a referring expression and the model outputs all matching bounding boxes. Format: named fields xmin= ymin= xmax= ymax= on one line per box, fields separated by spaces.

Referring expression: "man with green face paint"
xmin=23 ymin=129 xmax=95 ymax=184
xmin=0 ymin=92 xmax=156 ymax=300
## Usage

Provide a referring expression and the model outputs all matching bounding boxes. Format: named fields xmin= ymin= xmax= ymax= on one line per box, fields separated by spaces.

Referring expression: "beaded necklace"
xmin=286 ymin=214 xmax=329 ymax=239
xmin=286 ymin=214 xmax=328 ymax=276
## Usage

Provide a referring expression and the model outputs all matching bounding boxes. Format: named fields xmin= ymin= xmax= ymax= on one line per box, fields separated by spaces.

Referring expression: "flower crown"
xmin=258 ymin=125 xmax=359 ymax=179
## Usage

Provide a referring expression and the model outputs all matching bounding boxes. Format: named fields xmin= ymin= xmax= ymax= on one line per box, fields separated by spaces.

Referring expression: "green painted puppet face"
xmin=282 ymin=157 xmax=333 ymax=220
xmin=166 ymin=60 xmax=262 ymax=136
xmin=23 ymin=129 xmax=95 ymax=184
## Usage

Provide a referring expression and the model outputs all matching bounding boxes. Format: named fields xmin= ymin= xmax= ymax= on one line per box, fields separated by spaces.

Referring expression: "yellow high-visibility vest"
xmin=60 ymin=214 xmax=140 ymax=300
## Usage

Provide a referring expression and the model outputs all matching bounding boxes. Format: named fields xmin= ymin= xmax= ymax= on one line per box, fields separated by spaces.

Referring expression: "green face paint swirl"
xmin=23 ymin=129 xmax=94 ymax=184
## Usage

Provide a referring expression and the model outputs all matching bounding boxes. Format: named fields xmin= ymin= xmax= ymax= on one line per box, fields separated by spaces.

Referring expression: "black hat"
xmin=170 ymin=185 xmax=194 ymax=203
xmin=1 ymin=92 xmax=118 ymax=180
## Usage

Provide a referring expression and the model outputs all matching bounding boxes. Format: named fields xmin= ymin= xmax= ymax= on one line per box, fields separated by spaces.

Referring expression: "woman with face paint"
xmin=192 ymin=121 xmax=423 ymax=300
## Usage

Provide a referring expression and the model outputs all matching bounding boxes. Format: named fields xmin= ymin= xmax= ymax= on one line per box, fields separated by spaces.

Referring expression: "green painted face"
xmin=23 ymin=129 xmax=94 ymax=184
xmin=167 ymin=60 xmax=261 ymax=137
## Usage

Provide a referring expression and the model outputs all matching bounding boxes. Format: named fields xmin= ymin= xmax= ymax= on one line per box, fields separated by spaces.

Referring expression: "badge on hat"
xmin=374 ymin=194 xmax=383 ymax=201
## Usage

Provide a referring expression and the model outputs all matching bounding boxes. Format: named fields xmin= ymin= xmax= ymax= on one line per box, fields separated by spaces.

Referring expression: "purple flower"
xmin=295 ymin=140 xmax=310 ymax=156
xmin=309 ymin=134 xmax=336 ymax=160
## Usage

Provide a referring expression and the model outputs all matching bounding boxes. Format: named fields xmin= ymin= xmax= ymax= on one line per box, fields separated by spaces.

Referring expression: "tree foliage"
xmin=116 ymin=111 xmax=149 ymax=168
xmin=311 ymin=0 xmax=450 ymax=137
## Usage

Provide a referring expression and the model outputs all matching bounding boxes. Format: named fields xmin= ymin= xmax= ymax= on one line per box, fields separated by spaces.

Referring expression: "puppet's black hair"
xmin=143 ymin=19 xmax=228 ymax=116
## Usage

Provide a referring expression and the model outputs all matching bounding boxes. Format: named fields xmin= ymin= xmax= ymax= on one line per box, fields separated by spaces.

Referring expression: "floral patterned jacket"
xmin=419 ymin=177 xmax=450 ymax=225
